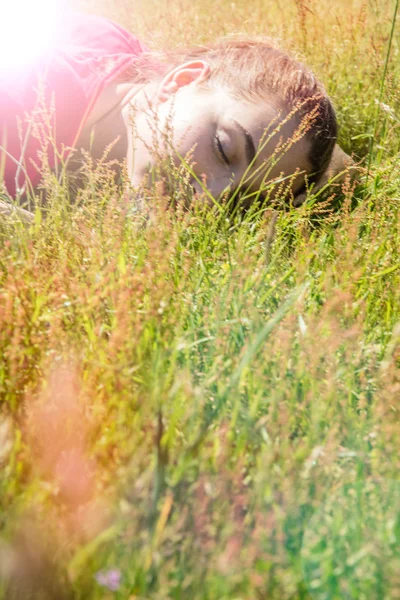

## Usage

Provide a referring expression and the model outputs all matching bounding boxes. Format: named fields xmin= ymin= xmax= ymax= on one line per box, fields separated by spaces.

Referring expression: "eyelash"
xmin=214 ymin=134 xmax=230 ymax=166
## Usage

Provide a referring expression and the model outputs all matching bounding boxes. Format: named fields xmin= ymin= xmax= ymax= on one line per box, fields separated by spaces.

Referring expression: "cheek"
xmin=131 ymin=98 xmax=225 ymax=184
xmin=165 ymin=99 xmax=214 ymax=164
xmin=175 ymin=129 xmax=236 ymax=194
xmin=171 ymin=120 xmax=208 ymax=159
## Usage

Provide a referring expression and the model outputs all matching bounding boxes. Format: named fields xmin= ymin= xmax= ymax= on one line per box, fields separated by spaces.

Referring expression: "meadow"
xmin=1 ymin=0 xmax=400 ymax=598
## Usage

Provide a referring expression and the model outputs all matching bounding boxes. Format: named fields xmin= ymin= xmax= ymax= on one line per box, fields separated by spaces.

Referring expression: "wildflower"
xmin=95 ymin=568 xmax=122 ymax=591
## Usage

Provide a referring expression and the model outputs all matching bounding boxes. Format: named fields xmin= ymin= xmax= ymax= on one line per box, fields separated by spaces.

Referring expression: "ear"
xmin=157 ymin=60 xmax=210 ymax=103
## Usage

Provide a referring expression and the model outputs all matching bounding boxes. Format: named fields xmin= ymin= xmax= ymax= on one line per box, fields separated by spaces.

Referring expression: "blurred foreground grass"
xmin=1 ymin=0 xmax=400 ymax=598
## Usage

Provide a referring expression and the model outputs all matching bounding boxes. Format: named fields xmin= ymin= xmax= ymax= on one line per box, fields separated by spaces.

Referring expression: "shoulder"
xmin=60 ymin=12 xmax=148 ymax=58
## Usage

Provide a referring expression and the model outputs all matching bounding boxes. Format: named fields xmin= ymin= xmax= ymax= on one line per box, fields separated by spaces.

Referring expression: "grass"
xmin=1 ymin=0 xmax=400 ymax=598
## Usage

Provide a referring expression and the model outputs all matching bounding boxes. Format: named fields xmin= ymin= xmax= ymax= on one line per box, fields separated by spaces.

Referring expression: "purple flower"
xmin=95 ymin=568 xmax=122 ymax=591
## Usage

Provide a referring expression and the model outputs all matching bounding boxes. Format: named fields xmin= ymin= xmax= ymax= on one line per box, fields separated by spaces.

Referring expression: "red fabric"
xmin=0 ymin=13 xmax=147 ymax=197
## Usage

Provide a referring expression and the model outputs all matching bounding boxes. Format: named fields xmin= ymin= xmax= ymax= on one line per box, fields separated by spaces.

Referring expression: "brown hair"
xmin=128 ymin=39 xmax=337 ymax=185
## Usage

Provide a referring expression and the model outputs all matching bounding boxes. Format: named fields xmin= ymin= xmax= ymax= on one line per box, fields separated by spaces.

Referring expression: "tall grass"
xmin=1 ymin=0 xmax=400 ymax=598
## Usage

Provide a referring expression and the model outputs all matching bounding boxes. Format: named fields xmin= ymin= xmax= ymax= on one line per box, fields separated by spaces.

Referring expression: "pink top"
xmin=0 ymin=13 xmax=148 ymax=197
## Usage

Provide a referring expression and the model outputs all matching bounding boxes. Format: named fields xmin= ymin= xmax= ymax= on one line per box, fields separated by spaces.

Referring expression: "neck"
xmin=84 ymin=80 xmax=144 ymax=131
xmin=75 ymin=80 xmax=154 ymax=165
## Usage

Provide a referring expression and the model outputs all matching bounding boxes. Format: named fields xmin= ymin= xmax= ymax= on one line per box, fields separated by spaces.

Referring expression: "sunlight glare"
xmin=0 ymin=0 xmax=60 ymax=73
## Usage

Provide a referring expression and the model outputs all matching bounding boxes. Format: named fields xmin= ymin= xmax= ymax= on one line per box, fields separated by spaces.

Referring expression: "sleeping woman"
xmin=0 ymin=11 xmax=352 ymax=215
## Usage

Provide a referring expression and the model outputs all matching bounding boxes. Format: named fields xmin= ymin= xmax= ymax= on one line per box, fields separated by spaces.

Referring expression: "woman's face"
xmin=128 ymin=61 xmax=311 ymax=200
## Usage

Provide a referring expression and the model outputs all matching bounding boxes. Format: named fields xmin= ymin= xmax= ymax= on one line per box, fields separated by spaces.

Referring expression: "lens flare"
xmin=0 ymin=0 xmax=60 ymax=73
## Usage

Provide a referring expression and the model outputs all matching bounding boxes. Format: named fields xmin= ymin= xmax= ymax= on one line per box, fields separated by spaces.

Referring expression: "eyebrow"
xmin=233 ymin=119 xmax=256 ymax=166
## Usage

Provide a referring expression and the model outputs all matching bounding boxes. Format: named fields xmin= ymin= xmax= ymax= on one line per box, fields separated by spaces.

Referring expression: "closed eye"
xmin=214 ymin=134 xmax=230 ymax=166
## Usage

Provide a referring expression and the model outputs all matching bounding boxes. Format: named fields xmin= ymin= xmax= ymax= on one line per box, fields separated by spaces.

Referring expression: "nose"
xmin=191 ymin=178 xmax=232 ymax=201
